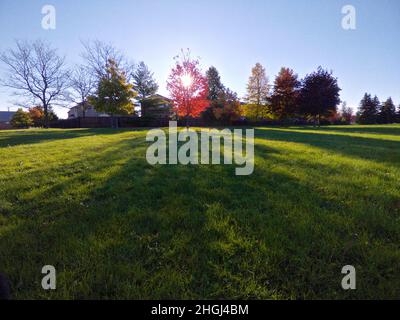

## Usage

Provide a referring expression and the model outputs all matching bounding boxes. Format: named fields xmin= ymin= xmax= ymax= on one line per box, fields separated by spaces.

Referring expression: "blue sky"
xmin=0 ymin=0 xmax=399 ymax=118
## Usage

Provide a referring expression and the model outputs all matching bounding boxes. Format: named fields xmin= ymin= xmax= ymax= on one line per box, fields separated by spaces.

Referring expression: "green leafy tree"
xmin=10 ymin=108 xmax=33 ymax=128
xmin=132 ymin=61 xmax=158 ymax=100
xmin=206 ymin=66 xmax=224 ymax=101
xmin=245 ymin=63 xmax=270 ymax=120
xmin=270 ymin=67 xmax=300 ymax=120
xmin=241 ymin=103 xmax=272 ymax=121
xmin=89 ymin=59 xmax=137 ymax=128
xmin=357 ymin=93 xmax=379 ymax=124
xmin=299 ymin=67 xmax=341 ymax=126
xmin=378 ymin=97 xmax=396 ymax=124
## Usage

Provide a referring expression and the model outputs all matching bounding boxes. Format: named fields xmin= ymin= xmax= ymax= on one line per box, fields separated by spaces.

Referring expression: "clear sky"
xmin=0 ymin=0 xmax=399 ymax=118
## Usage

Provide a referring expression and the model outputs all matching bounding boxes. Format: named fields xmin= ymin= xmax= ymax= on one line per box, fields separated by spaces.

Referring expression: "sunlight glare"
xmin=181 ymin=73 xmax=192 ymax=88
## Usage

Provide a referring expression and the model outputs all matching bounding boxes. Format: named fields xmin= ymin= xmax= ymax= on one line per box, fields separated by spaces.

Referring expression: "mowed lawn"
xmin=0 ymin=125 xmax=399 ymax=299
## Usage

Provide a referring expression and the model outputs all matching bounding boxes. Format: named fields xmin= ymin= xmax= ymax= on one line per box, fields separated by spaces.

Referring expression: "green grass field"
xmin=0 ymin=125 xmax=399 ymax=299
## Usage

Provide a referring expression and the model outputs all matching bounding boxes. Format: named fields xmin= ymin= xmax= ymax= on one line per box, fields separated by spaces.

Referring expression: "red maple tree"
xmin=167 ymin=50 xmax=209 ymax=121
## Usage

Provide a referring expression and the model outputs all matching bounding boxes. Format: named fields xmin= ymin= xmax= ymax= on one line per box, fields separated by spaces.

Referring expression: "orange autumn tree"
xmin=167 ymin=50 xmax=209 ymax=125
xmin=28 ymin=106 xmax=45 ymax=127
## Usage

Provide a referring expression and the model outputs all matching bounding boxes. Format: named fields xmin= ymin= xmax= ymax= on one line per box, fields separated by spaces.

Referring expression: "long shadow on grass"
xmin=255 ymin=128 xmax=400 ymax=167
xmin=0 ymin=135 xmax=151 ymax=298
xmin=0 ymin=128 xmax=148 ymax=148
xmin=2 ymin=134 xmax=399 ymax=299
xmin=290 ymin=125 xmax=400 ymax=136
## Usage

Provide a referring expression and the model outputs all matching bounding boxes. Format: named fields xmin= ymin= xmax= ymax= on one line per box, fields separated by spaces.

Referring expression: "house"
xmin=67 ymin=95 xmax=173 ymax=120
xmin=0 ymin=111 xmax=16 ymax=129
xmin=67 ymin=102 xmax=109 ymax=119
xmin=140 ymin=94 xmax=174 ymax=119
xmin=68 ymin=101 xmax=142 ymax=119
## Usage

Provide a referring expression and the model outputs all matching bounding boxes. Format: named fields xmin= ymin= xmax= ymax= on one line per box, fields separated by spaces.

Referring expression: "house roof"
xmin=0 ymin=111 xmax=16 ymax=122
xmin=69 ymin=102 xmax=91 ymax=111
xmin=141 ymin=94 xmax=172 ymax=104
xmin=150 ymin=94 xmax=172 ymax=102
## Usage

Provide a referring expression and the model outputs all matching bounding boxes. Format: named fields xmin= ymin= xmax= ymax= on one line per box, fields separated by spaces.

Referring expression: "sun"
xmin=181 ymin=73 xmax=192 ymax=88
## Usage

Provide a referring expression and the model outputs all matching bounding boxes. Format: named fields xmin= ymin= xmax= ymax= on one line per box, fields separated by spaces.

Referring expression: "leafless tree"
xmin=81 ymin=40 xmax=134 ymax=82
xmin=0 ymin=40 xmax=70 ymax=128
xmin=68 ymin=65 xmax=95 ymax=117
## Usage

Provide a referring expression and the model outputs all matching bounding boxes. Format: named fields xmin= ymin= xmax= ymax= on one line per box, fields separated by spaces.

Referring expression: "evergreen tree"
xmin=397 ymin=104 xmax=400 ymax=123
xmin=378 ymin=97 xmax=396 ymax=124
xmin=206 ymin=66 xmax=224 ymax=101
xmin=132 ymin=61 xmax=158 ymax=100
xmin=89 ymin=59 xmax=137 ymax=128
xmin=48 ymin=106 xmax=58 ymax=121
xmin=10 ymin=108 xmax=33 ymax=128
xmin=270 ymin=67 xmax=300 ymax=120
xmin=299 ymin=67 xmax=341 ymax=126
xmin=357 ymin=93 xmax=379 ymax=124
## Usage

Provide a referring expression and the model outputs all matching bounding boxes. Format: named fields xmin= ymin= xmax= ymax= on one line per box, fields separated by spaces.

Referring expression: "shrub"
xmin=10 ymin=108 xmax=33 ymax=128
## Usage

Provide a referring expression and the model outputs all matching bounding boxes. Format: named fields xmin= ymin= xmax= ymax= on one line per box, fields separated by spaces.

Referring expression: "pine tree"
xmin=89 ymin=59 xmax=137 ymax=128
xmin=357 ymin=93 xmax=379 ymax=124
xmin=270 ymin=67 xmax=300 ymax=120
xmin=378 ymin=97 xmax=396 ymax=124
xmin=206 ymin=66 xmax=224 ymax=101
xmin=397 ymin=104 xmax=400 ymax=123
xmin=132 ymin=61 xmax=158 ymax=100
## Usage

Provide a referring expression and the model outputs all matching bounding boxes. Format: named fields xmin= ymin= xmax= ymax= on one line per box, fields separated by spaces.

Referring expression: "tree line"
xmin=357 ymin=94 xmax=399 ymax=124
xmin=1 ymin=40 xmax=399 ymax=128
xmin=205 ymin=63 xmax=342 ymax=126
xmin=203 ymin=62 xmax=399 ymax=126
xmin=0 ymin=40 xmax=158 ymax=128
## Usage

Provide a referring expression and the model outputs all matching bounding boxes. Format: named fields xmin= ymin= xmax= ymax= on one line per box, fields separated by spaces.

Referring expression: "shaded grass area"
xmin=0 ymin=125 xmax=399 ymax=299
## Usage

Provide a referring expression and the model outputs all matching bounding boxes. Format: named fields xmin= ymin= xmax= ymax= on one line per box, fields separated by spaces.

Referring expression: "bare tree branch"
xmin=80 ymin=39 xmax=135 ymax=82
xmin=66 ymin=65 xmax=96 ymax=117
xmin=0 ymin=39 xmax=70 ymax=127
